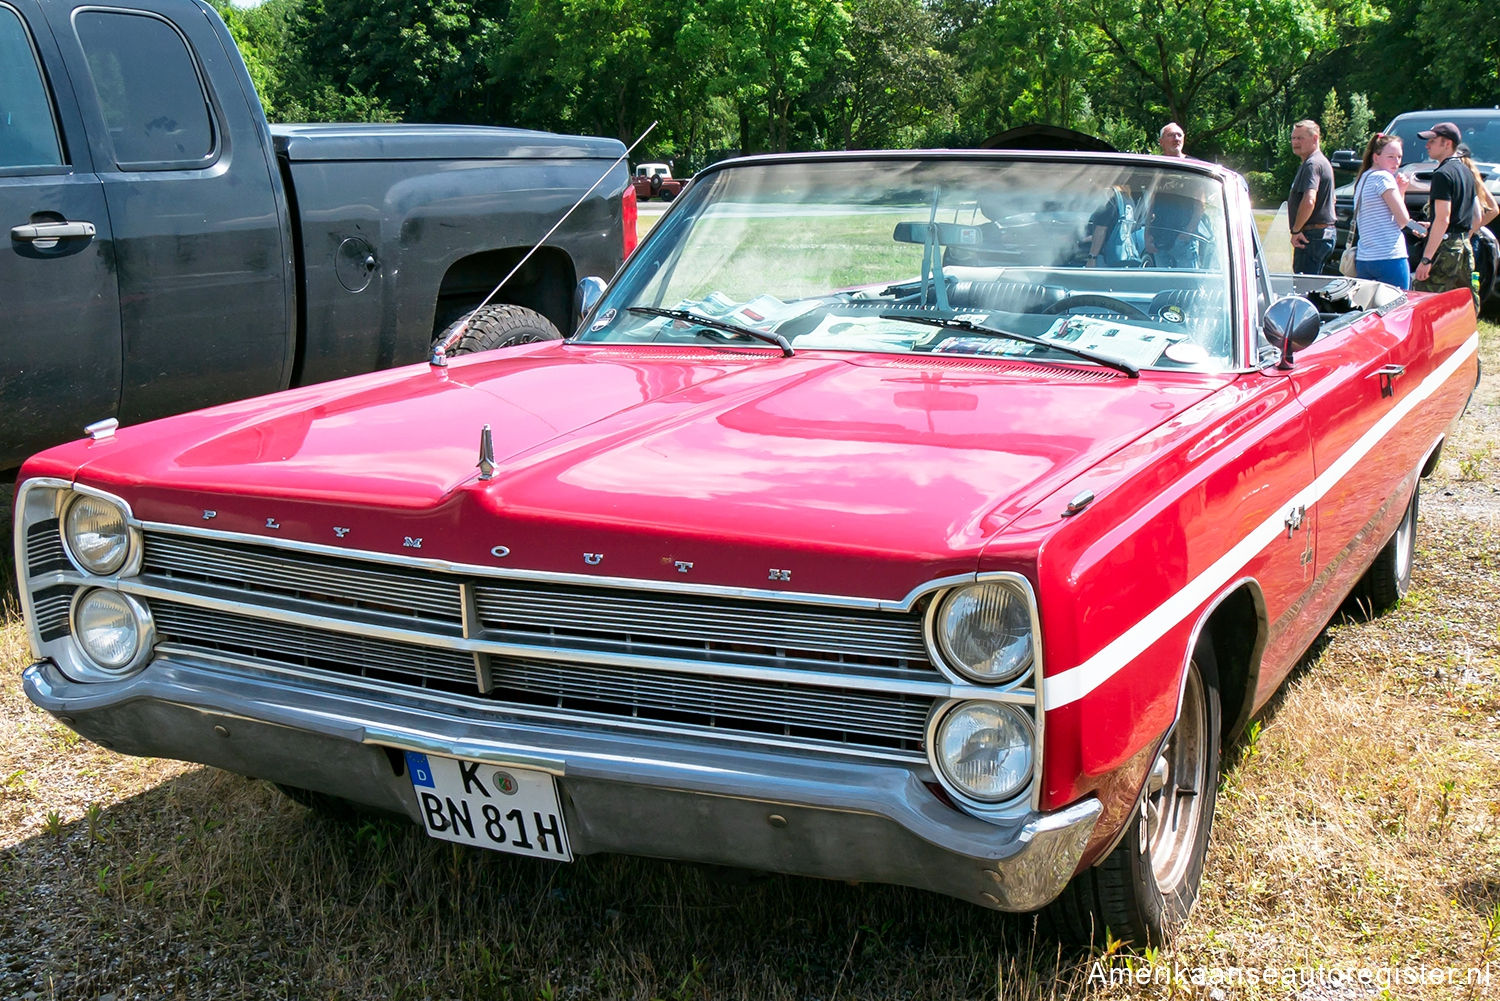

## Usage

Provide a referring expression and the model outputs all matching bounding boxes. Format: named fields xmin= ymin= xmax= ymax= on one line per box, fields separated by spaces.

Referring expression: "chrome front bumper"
xmin=24 ymin=657 xmax=1100 ymax=912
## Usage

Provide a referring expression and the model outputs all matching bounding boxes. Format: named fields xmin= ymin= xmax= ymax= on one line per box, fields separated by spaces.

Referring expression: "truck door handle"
xmin=1374 ymin=364 xmax=1405 ymax=398
xmin=11 ymin=220 xmax=97 ymax=242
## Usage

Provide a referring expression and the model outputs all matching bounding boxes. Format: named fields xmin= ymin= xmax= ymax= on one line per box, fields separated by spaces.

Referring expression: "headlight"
xmin=934 ymin=580 xmax=1035 ymax=683
xmin=63 ymin=494 xmax=132 ymax=575
xmin=72 ymin=588 xmax=150 ymax=674
xmin=935 ymin=702 xmax=1033 ymax=804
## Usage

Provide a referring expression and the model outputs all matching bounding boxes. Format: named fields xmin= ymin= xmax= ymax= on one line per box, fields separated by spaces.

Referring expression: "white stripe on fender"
xmin=1043 ymin=332 xmax=1479 ymax=711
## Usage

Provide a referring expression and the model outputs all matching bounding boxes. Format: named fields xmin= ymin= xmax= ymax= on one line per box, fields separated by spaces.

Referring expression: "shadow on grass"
xmin=0 ymin=765 xmax=1102 ymax=1001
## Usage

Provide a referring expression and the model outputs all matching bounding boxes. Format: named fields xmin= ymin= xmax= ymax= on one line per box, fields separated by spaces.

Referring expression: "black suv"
xmin=1326 ymin=108 xmax=1500 ymax=306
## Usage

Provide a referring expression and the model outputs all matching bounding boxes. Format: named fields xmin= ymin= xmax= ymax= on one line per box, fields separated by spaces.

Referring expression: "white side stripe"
xmin=1044 ymin=332 xmax=1479 ymax=711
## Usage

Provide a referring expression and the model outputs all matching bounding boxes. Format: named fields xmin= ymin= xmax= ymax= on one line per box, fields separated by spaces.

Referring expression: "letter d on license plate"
xmin=405 ymin=752 xmax=572 ymax=861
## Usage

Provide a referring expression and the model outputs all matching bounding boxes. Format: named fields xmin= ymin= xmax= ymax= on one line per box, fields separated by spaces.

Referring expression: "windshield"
xmin=581 ymin=157 xmax=1237 ymax=373
xmin=1390 ymin=114 xmax=1500 ymax=166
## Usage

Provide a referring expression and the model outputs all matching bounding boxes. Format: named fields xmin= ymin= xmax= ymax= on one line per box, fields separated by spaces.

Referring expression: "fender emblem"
xmin=333 ymin=527 xmax=350 ymax=538
xmin=265 ymin=518 xmax=280 ymax=530
xmin=202 ymin=510 xmax=217 ymax=520
xmin=583 ymin=553 xmax=604 ymax=566
xmin=768 ymin=569 xmax=791 ymax=582
xmin=673 ymin=560 xmax=694 ymax=573
xmin=491 ymin=546 xmax=511 ymax=559
xmin=403 ymin=537 xmax=423 ymax=549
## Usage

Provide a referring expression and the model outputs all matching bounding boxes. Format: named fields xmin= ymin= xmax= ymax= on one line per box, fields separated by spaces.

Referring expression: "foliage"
xmin=213 ymin=0 xmax=1500 ymax=172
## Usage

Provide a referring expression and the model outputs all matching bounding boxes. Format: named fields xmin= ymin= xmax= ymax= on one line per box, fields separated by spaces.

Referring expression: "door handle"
xmin=10 ymin=220 xmax=97 ymax=241
xmin=1374 ymin=363 xmax=1405 ymax=398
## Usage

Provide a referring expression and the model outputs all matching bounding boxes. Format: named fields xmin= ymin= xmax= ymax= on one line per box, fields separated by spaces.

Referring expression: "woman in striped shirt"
xmin=1353 ymin=133 xmax=1424 ymax=289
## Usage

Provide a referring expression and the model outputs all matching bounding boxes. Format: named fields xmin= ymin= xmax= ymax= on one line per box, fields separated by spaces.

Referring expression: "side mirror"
xmin=574 ymin=276 xmax=608 ymax=327
xmin=1262 ymin=295 xmax=1322 ymax=369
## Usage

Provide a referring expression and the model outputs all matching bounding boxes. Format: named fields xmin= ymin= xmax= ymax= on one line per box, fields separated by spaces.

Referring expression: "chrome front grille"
xmin=26 ymin=519 xmax=69 ymax=575
xmin=144 ymin=533 xmax=462 ymax=623
xmin=136 ymin=530 xmax=942 ymax=759
xmin=152 ymin=601 xmax=476 ymax=685
xmin=473 ymin=583 xmax=930 ymax=673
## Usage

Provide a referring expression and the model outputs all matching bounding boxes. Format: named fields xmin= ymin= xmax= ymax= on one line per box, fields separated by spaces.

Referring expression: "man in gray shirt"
xmin=1288 ymin=120 xmax=1337 ymax=274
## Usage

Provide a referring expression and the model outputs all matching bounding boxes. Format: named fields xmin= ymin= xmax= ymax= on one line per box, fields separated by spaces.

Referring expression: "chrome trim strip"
xmin=149 ymin=647 xmax=930 ymax=765
xmin=115 ymin=577 xmax=1001 ymax=701
xmin=134 ymin=518 xmax=978 ymax=612
xmin=1045 ymin=330 xmax=1481 ymax=710
xmin=458 ymin=581 xmax=493 ymax=693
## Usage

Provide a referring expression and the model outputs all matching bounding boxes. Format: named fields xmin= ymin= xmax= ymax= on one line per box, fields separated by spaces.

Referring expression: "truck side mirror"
xmin=1262 ymin=295 xmax=1322 ymax=369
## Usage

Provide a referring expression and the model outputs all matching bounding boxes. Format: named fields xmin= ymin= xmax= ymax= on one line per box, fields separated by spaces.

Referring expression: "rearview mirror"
xmin=1262 ymin=295 xmax=1322 ymax=368
xmin=892 ymin=221 xmax=1000 ymax=249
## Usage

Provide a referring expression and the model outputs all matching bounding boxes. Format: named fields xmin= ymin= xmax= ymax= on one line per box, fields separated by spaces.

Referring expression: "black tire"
xmin=649 ymin=173 xmax=663 ymax=198
xmin=438 ymin=304 xmax=562 ymax=354
xmin=1360 ymin=480 xmax=1419 ymax=613
xmin=1046 ymin=640 xmax=1221 ymax=946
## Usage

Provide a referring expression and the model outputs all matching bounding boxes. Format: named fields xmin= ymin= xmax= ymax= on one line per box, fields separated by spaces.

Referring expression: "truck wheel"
xmin=1359 ymin=480 xmax=1418 ymax=613
xmin=439 ymin=304 xmax=562 ymax=354
xmin=1046 ymin=640 xmax=1221 ymax=946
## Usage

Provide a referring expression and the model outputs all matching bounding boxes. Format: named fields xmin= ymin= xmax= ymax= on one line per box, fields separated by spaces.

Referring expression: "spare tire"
xmin=438 ymin=304 xmax=563 ymax=354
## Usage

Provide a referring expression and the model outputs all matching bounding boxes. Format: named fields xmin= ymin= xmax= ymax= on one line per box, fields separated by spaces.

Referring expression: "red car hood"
xmin=46 ymin=344 xmax=1227 ymax=599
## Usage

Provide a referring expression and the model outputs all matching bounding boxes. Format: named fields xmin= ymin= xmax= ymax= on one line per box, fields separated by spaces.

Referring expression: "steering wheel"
xmin=1041 ymin=294 xmax=1151 ymax=321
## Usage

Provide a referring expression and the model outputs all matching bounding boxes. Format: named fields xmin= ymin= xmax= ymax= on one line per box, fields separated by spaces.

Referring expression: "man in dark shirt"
xmin=1412 ymin=121 xmax=1476 ymax=305
xmin=1288 ymin=120 xmax=1337 ymax=274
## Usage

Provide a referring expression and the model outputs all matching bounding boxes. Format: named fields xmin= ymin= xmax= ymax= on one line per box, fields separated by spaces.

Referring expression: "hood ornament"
xmin=476 ymin=424 xmax=496 ymax=480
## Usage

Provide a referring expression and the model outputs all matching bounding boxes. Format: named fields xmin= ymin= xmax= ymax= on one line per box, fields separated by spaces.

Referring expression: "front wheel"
xmin=437 ymin=303 xmax=563 ymax=355
xmin=1047 ymin=640 xmax=1221 ymax=946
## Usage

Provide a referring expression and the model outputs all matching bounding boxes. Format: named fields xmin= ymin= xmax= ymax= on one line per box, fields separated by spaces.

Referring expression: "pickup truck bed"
xmin=1 ymin=0 xmax=631 ymax=470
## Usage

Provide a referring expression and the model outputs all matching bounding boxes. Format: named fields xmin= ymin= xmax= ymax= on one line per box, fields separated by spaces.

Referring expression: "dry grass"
xmin=2 ymin=321 xmax=1497 ymax=1000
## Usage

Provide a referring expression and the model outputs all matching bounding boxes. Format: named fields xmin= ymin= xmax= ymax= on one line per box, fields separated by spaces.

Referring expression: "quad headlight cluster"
xmin=51 ymin=489 xmax=153 ymax=679
xmin=926 ymin=578 xmax=1041 ymax=811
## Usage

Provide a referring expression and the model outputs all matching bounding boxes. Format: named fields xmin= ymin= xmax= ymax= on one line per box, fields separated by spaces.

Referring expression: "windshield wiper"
xmin=628 ymin=306 xmax=794 ymax=357
xmin=883 ymin=313 xmax=1139 ymax=378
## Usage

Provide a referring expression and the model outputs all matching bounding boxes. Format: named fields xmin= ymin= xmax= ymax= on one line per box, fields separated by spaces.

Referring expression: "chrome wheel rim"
xmin=1394 ymin=492 xmax=1416 ymax=585
xmin=1145 ymin=665 xmax=1208 ymax=893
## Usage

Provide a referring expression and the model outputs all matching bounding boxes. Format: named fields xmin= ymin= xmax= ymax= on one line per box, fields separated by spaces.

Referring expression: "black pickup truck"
xmin=0 ymin=0 xmax=633 ymax=469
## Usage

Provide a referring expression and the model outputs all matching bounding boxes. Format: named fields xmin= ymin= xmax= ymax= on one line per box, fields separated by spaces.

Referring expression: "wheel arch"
xmin=1184 ymin=578 xmax=1267 ymax=750
xmin=1420 ymin=433 xmax=1446 ymax=479
xmin=432 ymin=246 xmax=578 ymax=339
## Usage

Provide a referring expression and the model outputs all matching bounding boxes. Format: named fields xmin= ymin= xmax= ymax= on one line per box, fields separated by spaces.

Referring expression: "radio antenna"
xmin=431 ymin=120 xmax=659 ymax=366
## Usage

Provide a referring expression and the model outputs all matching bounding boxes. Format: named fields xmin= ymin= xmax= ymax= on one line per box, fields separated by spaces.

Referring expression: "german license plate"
xmin=405 ymin=752 xmax=571 ymax=861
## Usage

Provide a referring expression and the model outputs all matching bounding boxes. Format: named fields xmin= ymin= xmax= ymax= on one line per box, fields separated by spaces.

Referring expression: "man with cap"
xmin=1413 ymin=121 xmax=1477 ymax=305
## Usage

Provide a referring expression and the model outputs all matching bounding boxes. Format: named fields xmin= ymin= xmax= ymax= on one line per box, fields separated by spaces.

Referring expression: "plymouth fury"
xmin=13 ymin=151 xmax=1478 ymax=944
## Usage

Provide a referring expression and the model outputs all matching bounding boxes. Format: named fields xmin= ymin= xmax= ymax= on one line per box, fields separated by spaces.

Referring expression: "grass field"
xmin=1 ymin=320 xmax=1497 ymax=1000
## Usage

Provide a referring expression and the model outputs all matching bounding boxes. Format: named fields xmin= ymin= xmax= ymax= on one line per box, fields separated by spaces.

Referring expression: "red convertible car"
xmin=13 ymin=151 xmax=1478 ymax=945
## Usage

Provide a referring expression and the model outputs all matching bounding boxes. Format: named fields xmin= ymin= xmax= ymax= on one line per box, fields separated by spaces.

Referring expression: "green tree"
xmin=677 ymin=0 xmax=852 ymax=153
xmin=290 ymin=0 xmax=510 ymax=122
xmin=817 ymin=0 xmax=956 ymax=149
xmin=939 ymin=0 xmax=1100 ymax=143
xmin=1320 ymin=88 xmax=1347 ymax=152
xmin=491 ymin=0 xmax=670 ymax=141
xmin=1082 ymin=0 xmax=1348 ymax=148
